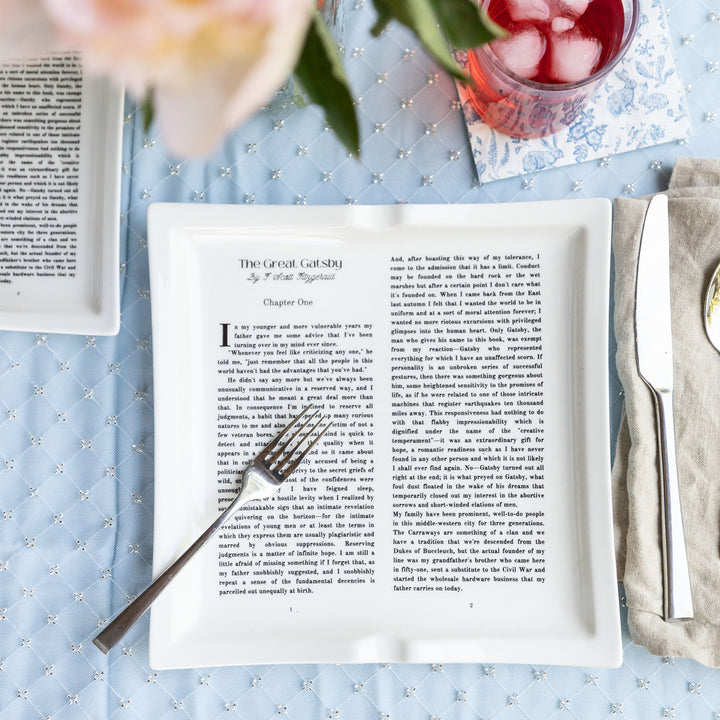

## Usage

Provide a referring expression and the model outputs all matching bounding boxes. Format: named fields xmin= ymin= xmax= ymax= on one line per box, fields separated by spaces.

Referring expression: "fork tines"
xmin=261 ymin=405 xmax=331 ymax=477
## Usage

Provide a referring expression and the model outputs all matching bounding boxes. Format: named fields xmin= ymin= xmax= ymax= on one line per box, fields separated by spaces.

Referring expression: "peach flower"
xmin=0 ymin=0 xmax=59 ymax=61
xmin=41 ymin=0 xmax=316 ymax=155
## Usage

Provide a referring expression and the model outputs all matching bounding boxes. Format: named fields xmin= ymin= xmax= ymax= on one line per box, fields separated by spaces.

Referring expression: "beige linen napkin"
xmin=613 ymin=157 xmax=720 ymax=665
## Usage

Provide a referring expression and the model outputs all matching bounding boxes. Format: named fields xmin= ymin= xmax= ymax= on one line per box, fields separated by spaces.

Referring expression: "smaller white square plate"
xmin=0 ymin=61 xmax=122 ymax=335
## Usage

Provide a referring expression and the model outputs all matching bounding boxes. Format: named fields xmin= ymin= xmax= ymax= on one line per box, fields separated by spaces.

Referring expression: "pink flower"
xmin=34 ymin=0 xmax=316 ymax=155
xmin=0 ymin=0 xmax=59 ymax=61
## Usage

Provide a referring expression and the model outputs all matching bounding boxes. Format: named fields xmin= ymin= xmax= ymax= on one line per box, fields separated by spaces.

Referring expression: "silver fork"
xmin=93 ymin=405 xmax=331 ymax=654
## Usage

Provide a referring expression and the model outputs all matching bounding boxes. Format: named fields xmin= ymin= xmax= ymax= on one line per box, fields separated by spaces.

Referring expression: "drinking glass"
xmin=464 ymin=0 xmax=639 ymax=138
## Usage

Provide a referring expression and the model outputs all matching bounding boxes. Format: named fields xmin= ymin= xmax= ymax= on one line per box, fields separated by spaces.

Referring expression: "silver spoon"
xmin=705 ymin=261 xmax=720 ymax=350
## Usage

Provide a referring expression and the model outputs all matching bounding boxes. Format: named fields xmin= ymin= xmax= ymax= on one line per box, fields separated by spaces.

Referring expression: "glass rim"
xmin=475 ymin=0 xmax=640 ymax=93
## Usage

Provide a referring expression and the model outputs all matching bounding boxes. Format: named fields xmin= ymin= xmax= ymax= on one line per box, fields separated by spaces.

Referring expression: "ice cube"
xmin=559 ymin=0 xmax=591 ymax=16
xmin=547 ymin=29 xmax=601 ymax=82
xmin=492 ymin=25 xmax=547 ymax=79
xmin=551 ymin=16 xmax=575 ymax=33
xmin=506 ymin=0 xmax=551 ymax=22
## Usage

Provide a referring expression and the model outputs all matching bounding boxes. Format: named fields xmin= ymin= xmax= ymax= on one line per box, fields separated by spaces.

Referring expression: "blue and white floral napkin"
xmin=456 ymin=0 xmax=691 ymax=183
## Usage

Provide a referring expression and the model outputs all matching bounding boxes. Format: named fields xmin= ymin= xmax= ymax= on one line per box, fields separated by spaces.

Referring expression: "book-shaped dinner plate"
xmin=0 ymin=55 xmax=122 ymax=335
xmin=147 ymin=200 xmax=621 ymax=669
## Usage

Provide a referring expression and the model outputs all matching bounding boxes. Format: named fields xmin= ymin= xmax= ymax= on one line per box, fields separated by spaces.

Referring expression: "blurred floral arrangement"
xmin=0 ymin=0 xmax=500 ymax=157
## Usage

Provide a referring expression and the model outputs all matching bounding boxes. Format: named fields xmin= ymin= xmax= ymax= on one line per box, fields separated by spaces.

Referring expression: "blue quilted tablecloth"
xmin=2 ymin=0 xmax=720 ymax=718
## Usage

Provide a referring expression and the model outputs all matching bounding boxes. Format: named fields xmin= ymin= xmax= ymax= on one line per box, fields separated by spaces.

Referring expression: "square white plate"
xmin=147 ymin=200 xmax=621 ymax=669
xmin=0 ymin=58 xmax=122 ymax=335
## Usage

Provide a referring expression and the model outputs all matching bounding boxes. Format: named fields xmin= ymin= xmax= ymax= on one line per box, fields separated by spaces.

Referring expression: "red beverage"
xmin=465 ymin=0 xmax=638 ymax=138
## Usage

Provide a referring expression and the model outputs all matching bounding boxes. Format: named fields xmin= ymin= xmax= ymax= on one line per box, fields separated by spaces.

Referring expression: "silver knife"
xmin=635 ymin=193 xmax=693 ymax=621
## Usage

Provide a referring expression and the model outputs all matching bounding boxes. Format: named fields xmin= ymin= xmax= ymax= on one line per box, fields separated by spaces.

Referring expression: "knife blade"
xmin=635 ymin=193 xmax=694 ymax=621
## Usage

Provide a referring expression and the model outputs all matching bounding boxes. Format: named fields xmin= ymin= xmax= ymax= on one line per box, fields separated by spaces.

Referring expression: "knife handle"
xmin=654 ymin=389 xmax=694 ymax=621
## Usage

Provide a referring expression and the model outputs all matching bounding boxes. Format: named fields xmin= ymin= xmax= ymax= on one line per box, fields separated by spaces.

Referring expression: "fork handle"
xmin=93 ymin=498 xmax=242 ymax=654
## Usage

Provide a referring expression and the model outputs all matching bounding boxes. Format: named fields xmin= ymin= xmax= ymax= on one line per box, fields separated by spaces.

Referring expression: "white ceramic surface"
xmin=0 ymin=67 xmax=122 ymax=335
xmin=146 ymin=200 xmax=620 ymax=669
